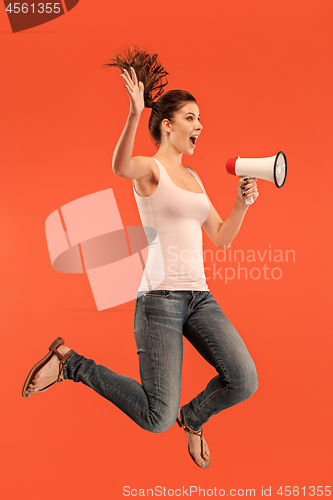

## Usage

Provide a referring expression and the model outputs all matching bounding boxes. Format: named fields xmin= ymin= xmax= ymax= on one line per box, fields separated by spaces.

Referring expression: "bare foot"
xmin=25 ymin=345 xmax=71 ymax=397
xmin=177 ymin=409 xmax=210 ymax=467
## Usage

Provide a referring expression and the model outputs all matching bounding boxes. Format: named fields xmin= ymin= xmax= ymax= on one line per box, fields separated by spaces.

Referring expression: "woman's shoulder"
xmin=130 ymin=156 xmax=159 ymax=179
xmin=131 ymin=156 xmax=160 ymax=194
xmin=131 ymin=155 xmax=156 ymax=166
xmin=187 ymin=167 xmax=205 ymax=185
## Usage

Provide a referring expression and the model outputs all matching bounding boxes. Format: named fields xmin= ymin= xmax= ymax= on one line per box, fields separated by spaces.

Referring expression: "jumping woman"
xmin=23 ymin=48 xmax=259 ymax=469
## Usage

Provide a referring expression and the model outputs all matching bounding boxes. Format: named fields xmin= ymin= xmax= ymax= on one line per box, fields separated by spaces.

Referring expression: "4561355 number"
xmin=6 ymin=3 xmax=61 ymax=14
xmin=277 ymin=486 xmax=331 ymax=496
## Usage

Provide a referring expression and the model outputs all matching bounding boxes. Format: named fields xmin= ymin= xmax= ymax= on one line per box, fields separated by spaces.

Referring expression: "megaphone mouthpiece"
xmin=226 ymin=157 xmax=238 ymax=176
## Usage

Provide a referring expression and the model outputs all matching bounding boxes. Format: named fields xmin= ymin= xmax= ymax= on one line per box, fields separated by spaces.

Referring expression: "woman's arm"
xmin=112 ymin=68 xmax=152 ymax=180
xmin=201 ymin=176 xmax=259 ymax=249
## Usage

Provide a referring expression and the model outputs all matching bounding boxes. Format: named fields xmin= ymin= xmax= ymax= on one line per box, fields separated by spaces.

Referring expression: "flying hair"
xmin=105 ymin=47 xmax=168 ymax=109
xmin=106 ymin=47 xmax=196 ymax=144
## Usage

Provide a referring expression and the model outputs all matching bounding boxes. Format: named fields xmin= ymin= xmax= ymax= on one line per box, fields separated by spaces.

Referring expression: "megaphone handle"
xmin=241 ymin=176 xmax=254 ymax=205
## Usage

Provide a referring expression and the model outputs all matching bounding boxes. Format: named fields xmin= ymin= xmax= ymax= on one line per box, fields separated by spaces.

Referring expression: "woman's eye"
xmin=187 ymin=116 xmax=193 ymax=120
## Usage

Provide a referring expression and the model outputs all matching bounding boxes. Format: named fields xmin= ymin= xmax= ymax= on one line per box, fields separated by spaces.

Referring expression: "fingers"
xmin=130 ymin=66 xmax=138 ymax=86
xmin=120 ymin=71 xmax=133 ymax=89
xmin=120 ymin=73 xmax=135 ymax=101
xmin=241 ymin=178 xmax=255 ymax=193
xmin=122 ymin=83 xmax=132 ymax=99
xmin=239 ymin=177 xmax=259 ymax=203
xmin=138 ymin=81 xmax=144 ymax=94
xmin=120 ymin=67 xmax=144 ymax=115
xmin=242 ymin=182 xmax=256 ymax=196
xmin=120 ymin=67 xmax=137 ymax=87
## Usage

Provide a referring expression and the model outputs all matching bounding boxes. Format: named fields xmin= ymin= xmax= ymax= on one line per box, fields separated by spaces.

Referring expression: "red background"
xmin=1 ymin=1 xmax=332 ymax=498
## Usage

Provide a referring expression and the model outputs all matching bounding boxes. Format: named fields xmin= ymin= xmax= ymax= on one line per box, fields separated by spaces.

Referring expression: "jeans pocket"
xmin=143 ymin=290 xmax=172 ymax=298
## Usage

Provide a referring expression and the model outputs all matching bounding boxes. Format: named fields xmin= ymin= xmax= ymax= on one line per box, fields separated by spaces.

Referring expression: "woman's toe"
xmin=193 ymin=451 xmax=205 ymax=466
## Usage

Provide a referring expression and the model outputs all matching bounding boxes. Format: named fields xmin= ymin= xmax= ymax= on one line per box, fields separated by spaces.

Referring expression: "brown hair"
xmin=106 ymin=47 xmax=196 ymax=144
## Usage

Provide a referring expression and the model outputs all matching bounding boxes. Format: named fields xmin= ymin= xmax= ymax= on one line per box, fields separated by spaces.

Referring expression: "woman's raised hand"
xmin=120 ymin=67 xmax=145 ymax=117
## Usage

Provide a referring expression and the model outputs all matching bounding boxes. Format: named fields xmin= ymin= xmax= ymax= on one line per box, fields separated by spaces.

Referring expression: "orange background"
xmin=1 ymin=0 xmax=332 ymax=498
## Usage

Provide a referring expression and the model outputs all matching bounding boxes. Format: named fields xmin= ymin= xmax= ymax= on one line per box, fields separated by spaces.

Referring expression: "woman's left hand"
xmin=237 ymin=177 xmax=259 ymax=207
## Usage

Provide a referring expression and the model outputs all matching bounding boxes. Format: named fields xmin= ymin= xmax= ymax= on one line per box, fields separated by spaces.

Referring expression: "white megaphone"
xmin=226 ymin=151 xmax=287 ymax=205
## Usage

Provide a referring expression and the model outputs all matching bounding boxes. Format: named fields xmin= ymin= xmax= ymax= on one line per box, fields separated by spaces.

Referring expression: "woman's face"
xmin=162 ymin=101 xmax=203 ymax=155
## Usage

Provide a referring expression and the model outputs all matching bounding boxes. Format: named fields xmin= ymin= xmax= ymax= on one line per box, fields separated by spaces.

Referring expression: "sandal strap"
xmin=177 ymin=408 xmax=210 ymax=469
xmin=38 ymin=350 xmax=74 ymax=392
xmin=51 ymin=346 xmax=65 ymax=360
xmin=57 ymin=350 xmax=74 ymax=382
xmin=176 ymin=408 xmax=203 ymax=437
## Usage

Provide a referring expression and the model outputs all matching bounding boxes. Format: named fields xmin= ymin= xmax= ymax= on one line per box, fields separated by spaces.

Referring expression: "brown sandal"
xmin=176 ymin=408 xmax=211 ymax=469
xmin=22 ymin=337 xmax=74 ymax=397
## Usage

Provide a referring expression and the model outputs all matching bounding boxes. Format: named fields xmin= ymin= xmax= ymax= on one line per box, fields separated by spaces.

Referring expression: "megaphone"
xmin=226 ymin=151 xmax=287 ymax=205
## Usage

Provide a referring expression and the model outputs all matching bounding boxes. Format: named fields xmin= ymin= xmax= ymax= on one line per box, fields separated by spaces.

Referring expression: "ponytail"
xmin=105 ymin=47 xmax=168 ymax=109
xmin=106 ymin=47 xmax=196 ymax=144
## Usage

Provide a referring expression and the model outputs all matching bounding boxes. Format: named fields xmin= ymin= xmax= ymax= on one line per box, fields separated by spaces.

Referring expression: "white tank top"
xmin=133 ymin=158 xmax=210 ymax=291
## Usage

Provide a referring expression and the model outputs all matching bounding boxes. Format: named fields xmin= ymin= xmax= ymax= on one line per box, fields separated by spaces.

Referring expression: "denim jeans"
xmin=63 ymin=291 xmax=258 ymax=432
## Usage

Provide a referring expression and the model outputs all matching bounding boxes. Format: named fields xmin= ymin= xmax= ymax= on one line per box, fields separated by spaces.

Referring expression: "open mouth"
xmin=190 ymin=135 xmax=198 ymax=147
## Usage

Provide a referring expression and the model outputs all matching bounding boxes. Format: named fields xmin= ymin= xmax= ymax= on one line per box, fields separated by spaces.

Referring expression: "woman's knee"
xmin=149 ymin=420 xmax=174 ymax=433
xmin=227 ymin=358 xmax=258 ymax=401
xmin=145 ymin=407 xmax=178 ymax=434
xmin=243 ymin=366 xmax=258 ymax=399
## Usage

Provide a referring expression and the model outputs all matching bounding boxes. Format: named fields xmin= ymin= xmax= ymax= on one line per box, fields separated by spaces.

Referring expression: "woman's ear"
xmin=161 ymin=118 xmax=172 ymax=133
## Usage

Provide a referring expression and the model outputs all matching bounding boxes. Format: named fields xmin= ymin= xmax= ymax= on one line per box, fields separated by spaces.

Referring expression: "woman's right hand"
xmin=120 ymin=67 xmax=145 ymax=117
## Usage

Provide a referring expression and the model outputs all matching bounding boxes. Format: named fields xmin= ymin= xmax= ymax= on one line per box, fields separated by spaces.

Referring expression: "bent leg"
xmin=182 ymin=292 xmax=258 ymax=431
xmin=63 ymin=293 xmax=184 ymax=433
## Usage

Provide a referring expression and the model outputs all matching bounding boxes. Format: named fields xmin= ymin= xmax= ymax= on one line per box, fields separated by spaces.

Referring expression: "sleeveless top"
xmin=133 ymin=158 xmax=210 ymax=291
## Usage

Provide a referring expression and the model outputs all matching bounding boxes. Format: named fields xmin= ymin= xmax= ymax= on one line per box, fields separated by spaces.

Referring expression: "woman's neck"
xmin=154 ymin=144 xmax=183 ymax=168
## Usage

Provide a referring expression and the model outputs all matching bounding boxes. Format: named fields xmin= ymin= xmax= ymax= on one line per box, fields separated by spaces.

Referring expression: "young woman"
xmin=23 ymin=48 xmax=259 ymax=469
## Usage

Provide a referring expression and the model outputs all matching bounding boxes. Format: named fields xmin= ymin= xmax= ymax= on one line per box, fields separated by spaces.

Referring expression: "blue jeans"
xmin=63 ymin=291 xmax=258 ymax=432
